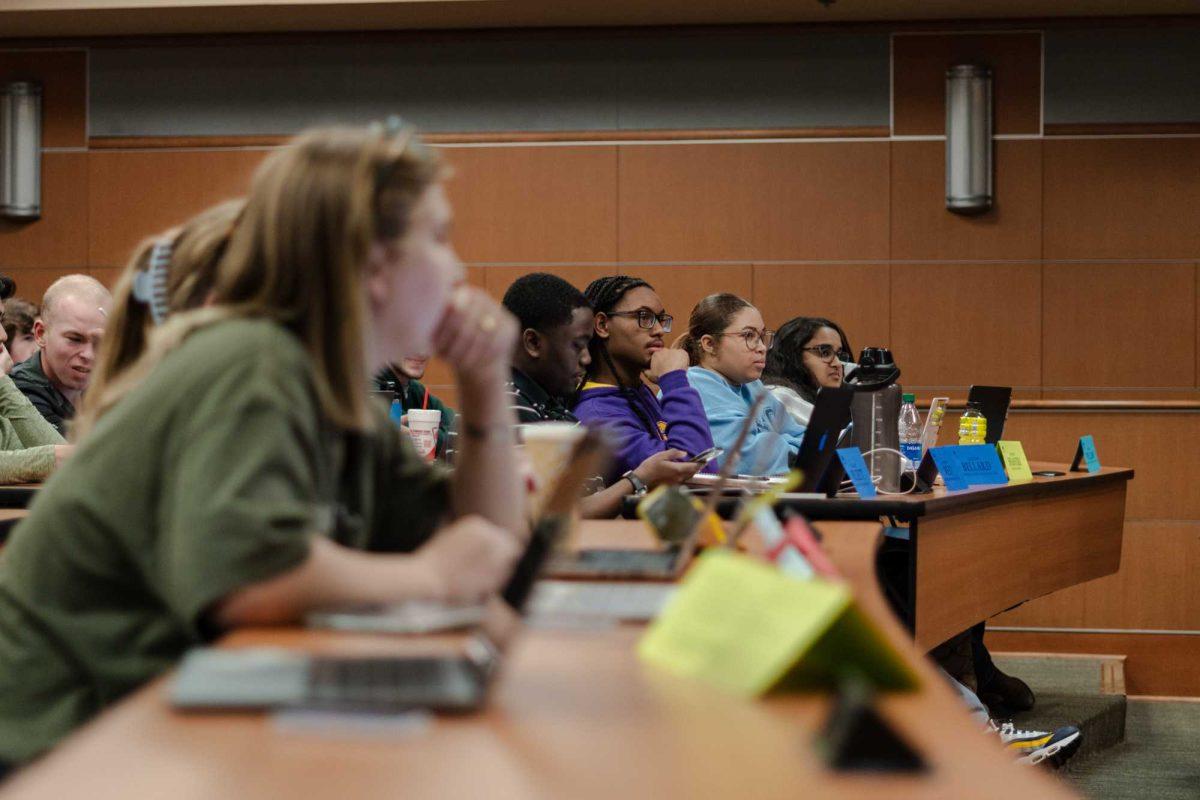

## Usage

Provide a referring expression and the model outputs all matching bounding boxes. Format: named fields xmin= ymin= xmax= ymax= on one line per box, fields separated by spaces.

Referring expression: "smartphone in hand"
xmin=688 ymin=447 xmax=724 ymax=465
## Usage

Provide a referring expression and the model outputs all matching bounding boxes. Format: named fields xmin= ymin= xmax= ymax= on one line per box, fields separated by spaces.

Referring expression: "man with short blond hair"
xmin=12 ymin=275 xmax=111 ymax=436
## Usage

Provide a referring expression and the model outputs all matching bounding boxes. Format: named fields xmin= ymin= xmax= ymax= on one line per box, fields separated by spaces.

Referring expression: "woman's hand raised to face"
xmin=416 ymin=514 xmax=522 ymax=604
xmin=432 ymin=286 xmax=518 ymax=391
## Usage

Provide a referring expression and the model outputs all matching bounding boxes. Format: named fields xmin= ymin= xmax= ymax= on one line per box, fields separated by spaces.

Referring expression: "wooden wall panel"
xmin=988 ymin=631 xmax=1200 ymax=698
xmin=994 ymin=521 xmax=1200 ymax=632
xmin=414 ymin=266 xmax=486 ymax=392
xmin=90 ymin=266 xmax=122 ymax=290
xmin=1004 ymin=411 xmax=1200 ymax=520
xmin=0 ymin=49 xmax=86 ymax=148
xmin=441 ymin=146 xmax=618 ymax=264
xmin=634 ymin=264 xmax=753 ymax=334
xmin=890 ymin=140 xmax=1042 ymax=260
xmin=0 ymin=152 xmax=88 ymax=269
xmin=87 ymin=149 xmax=267 ymax=267
xmin=751 ymin=263 xmax=890 ymax=350
xmin=617 ymin=142 xmax=890 ymax=262
xmin=4 ymin=267 xmax=78 ymax=305
xmin=891 ymin=33 xmax=1041 ymax=136
xmin=890 ymin=263 xmax=1041 ymax=388
xmin=1043 ymin=263 xmax=1196 ymax=388
xmin=480 ymin=264 xmax=615 ymax=305
xmin=1043 ymin=138 xmax=1200 ymax=260
xmin=1041 ymin=389 xmax=1200 ymax=402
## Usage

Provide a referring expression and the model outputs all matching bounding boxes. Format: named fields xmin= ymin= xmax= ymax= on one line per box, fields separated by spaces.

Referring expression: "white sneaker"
xmin=987 ymin=719 xmax=1083 ymax=767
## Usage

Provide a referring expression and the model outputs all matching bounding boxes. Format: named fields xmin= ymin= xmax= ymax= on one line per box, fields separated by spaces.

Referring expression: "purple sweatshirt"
xmin=572 ymin=369 xmax=717 ymax=479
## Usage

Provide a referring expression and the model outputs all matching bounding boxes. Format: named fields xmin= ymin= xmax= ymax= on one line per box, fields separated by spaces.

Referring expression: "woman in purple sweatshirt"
xmin=572 ymin=276 xmax=716 ymax=481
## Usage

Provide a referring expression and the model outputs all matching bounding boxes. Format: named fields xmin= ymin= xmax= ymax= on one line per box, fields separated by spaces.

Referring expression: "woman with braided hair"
xmin=572 ymin=275 xmax=715 ymax=484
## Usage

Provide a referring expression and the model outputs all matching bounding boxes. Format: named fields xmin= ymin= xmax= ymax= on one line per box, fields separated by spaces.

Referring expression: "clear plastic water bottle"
xmin=957 ymin=401 xmax=987 ymax=445
xmin=898 ymin=393 xmax=922 ymax=470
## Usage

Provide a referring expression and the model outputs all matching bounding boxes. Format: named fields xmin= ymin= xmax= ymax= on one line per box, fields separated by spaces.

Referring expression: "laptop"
xmin=170 ymin=431 xmax=607 ymax=714
xmin=792 ymin=386 xmax=855 ymax=494
xmin=528 ymin=580 xmax=677 ymax=622
xmin=544 ymin=393 xmax=768 ymax=581
xmin=967 ymin=385 xmax=1012 ymax=445
xmin=543 ymin=532 xmax=692 ymax=581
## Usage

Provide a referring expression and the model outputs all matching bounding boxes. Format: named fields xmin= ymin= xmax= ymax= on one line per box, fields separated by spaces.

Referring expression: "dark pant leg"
xmin=971 ymin=620 xmax=998 ymax=689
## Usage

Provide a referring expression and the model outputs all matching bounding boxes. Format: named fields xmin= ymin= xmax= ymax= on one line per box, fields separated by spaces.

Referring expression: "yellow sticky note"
xmin=637 ymin=550 xmax=918 ymax=696
xmin=998 ymin=441 xmax=1033 ymax=483
xmin=638 ymin=550 xmax=849 ymax=695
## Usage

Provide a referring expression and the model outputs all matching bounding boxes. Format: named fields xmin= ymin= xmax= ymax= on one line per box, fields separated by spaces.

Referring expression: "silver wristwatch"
xmin=622 ymin=470 xmax=648 ymax=495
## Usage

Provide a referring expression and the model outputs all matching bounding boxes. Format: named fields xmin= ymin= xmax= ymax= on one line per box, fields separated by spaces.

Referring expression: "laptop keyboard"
xmin=531 ymin=581 xmax=677 ymax=621
xmin=551 ymin=548 xmax=680 ymax=577
xmin=308 ymin=657 xmax=472 ymax=708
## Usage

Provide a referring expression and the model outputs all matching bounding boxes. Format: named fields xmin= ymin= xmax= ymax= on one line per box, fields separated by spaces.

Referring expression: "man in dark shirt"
xmin=502 ymin=273 xmax=699 ymax=517
xmin=12 ymin=275 xmax=111 ymax=436
xmin=373 ymin=356 xmax=456 ymax=459
xmin=502 ymin=274 xmax=593 ymax=425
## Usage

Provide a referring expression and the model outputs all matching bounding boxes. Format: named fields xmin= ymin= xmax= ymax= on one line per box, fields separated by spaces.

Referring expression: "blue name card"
xmin=836 ymin=447 xmax=877 ymax=498
xmin=951 ymin=444 xmax=1009 ymax=486
xmin=1076 ymin=434 xmax=1101 ymax=474
xmin=928 ymin=446 xmax=969 ymax=491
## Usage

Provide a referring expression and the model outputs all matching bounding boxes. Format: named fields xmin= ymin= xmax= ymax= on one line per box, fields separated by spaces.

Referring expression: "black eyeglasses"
xmin=802 ymin=344 xmax=853 ymax=363
xmin=721 ymin=329 xmax=775 ymax=351
xmin=608 ymin=309 xmax=673 ymax=333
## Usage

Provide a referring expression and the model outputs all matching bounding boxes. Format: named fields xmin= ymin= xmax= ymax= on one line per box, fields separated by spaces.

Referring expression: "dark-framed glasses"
xmin=802 ymin=344 xmax=853 ymax=363
xmin=722 ymin=329 xmax=775 ymax=351
xmin=608 ymin=309 xmax=673 ymax=333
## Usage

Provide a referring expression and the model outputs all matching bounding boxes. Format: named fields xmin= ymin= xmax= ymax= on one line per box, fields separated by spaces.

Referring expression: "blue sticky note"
xmin=1080 ymin=435 xmax=1101 ymax=474
xmin=836 ymin=447 xmax=877 ymax=498
xmin=949 ymin=444 xmax=1008 ymax=486
xmin=928 ymin=446 xmax=969 ymax=491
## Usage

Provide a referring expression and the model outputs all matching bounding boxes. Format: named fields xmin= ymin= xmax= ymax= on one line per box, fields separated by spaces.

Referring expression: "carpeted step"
xmin=992 ymin=654 xmax=1127 ymax=769
xmin=1011 ymin=693 xmax=1127 ymax=768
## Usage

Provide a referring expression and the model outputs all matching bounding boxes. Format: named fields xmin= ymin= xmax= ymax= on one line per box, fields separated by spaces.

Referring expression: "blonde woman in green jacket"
xmin=0 ymin=124 xmax=526 ymax=768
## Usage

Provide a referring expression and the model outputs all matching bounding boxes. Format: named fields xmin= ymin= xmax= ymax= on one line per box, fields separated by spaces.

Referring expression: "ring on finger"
xmin=479 ymin=314 xmax=498 ymax=333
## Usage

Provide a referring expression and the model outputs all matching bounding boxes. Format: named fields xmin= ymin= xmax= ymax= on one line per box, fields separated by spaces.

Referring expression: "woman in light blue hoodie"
xmin=681 ymin=294 xmax=806 ymax=476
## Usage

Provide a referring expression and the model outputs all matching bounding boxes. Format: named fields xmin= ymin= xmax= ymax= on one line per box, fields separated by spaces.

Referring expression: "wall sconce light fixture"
xmin=1 ymin=81 xmax=42 ymax=220
xmin=945 ymin=64 xmax=992 ymax=215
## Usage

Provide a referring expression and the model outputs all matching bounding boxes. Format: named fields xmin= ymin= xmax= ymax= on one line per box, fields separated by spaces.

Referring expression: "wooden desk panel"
xmin=0 ymin=521 xmax=1074 ymax=800
xmin=915 ymin=481 xmax=1127 ymax=650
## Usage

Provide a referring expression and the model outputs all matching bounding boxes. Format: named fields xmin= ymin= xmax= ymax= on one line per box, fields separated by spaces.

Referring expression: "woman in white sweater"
xmin=761 ymin=316 xmax=855 ymax=426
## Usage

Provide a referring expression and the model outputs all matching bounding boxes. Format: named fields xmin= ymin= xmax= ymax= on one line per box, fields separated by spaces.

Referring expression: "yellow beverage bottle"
xmin=958 ymin=401 xmax=987 ymax=445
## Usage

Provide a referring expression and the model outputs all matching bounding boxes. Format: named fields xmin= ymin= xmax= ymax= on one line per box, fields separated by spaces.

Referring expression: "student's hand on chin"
xmin=646 ymin=348 xmax=690 ymax=382
xmin=634 ymin=449 xmax=704 ymax=488
xmin=432 ymin=286 xmax=518 ymax=391
xmin=418 ymin=514 xmax=521 ymax=603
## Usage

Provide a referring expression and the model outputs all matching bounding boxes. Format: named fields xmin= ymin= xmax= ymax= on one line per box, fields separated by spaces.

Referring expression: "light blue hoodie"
xmin=686 ymin=367 xmax=807 ymax=476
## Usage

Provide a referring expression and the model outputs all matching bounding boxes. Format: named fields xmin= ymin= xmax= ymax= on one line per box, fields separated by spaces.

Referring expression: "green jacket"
xmin=373 ymin=367 xmax=456 ymax=458
xmin=0 ymin=320 xmax=450 ymax=763
xmin=0 ymin=374 xmax=64 ymax=483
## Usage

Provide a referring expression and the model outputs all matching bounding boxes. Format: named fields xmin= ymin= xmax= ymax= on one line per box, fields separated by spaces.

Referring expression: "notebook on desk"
xmin=171 ymin=431 xmax=607 ymax=714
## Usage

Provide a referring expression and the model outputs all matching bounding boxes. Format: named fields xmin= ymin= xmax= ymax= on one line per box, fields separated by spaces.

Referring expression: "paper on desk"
xmin=998 ymin=441 xmax=1033 ymax=483
xmin=637 ymin=550 xmax=918 ymax=696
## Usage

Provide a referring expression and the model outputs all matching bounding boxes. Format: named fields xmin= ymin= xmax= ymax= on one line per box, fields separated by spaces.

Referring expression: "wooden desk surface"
xmin=672 ymin=463 xmax=1134 ymax=522
xmin=0 ymin=520 xmax=1074 ymax=800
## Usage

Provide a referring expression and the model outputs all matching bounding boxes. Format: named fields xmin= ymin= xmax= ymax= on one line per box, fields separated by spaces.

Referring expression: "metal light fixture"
xmin=945 ymin=64 xmax=992 ymax=215
xmin=1 ymin=81 xmax=42 ymax=220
